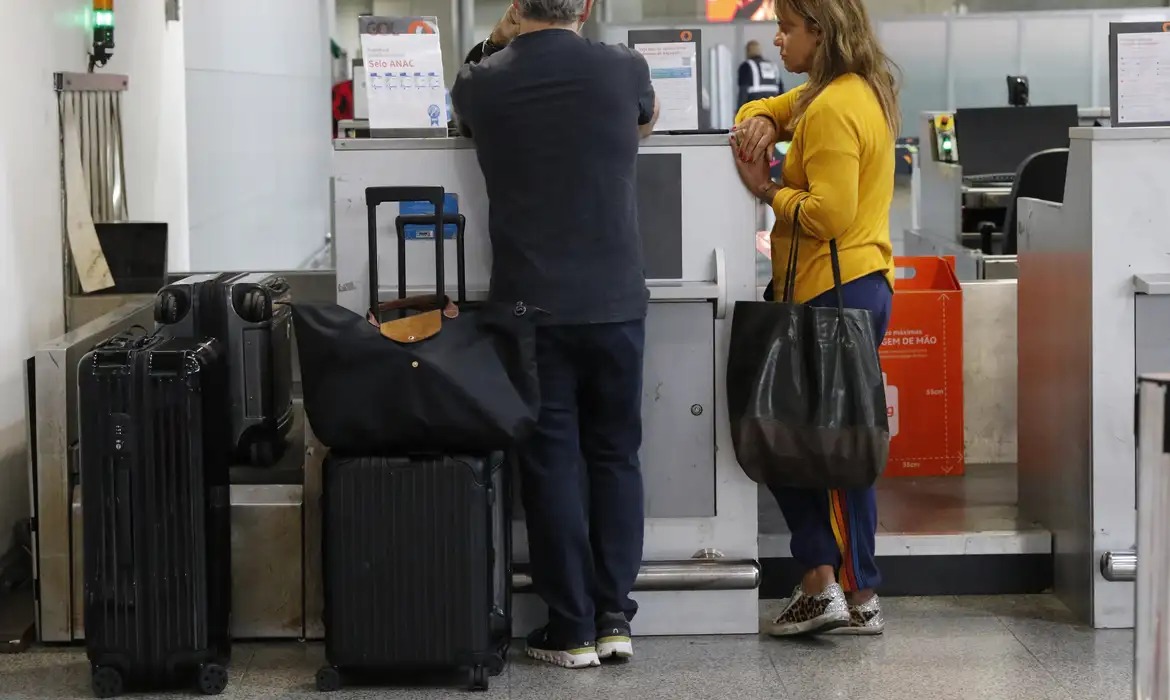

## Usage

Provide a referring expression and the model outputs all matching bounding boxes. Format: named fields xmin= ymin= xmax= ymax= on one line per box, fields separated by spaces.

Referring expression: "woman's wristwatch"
xmin=757 ymin=181 xmax=781 ymax=204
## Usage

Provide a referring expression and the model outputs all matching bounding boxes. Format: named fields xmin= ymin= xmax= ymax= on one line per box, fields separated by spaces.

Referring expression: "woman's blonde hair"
xmin=779 ymin=0 xmax=901 ymax=136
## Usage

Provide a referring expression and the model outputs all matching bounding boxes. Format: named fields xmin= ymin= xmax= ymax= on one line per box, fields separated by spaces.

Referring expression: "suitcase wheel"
xmin=91 ymin=666 xmax=124 ymax=699
xmin=487 ymin=653 xmax=506 ymax=677
xmin=154 ymin=290 xmax=184 ymax=325
xmin=468 ymin=665 xmax=489 ymax=692
xmin=236 ymin=289 xmax=272 ymax=323
xmin=315 ymin=666 xmax=343 ymax=693
xmin=195 ymin=663 xmax=229 ymax=696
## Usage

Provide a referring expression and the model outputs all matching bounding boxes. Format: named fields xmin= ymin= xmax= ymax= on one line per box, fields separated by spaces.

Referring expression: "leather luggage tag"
xmin=370 ymin=297 xmax=460 ymax=343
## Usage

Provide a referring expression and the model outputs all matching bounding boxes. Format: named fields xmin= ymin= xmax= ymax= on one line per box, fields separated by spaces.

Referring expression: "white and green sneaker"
xmin=525 ymin=628 xmax=600 ymax=669
xmin=596 ymin=613 xmax=633 ymax=661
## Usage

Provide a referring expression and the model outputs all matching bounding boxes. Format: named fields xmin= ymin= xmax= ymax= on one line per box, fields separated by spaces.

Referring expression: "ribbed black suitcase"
xmin=315 ymin=453 xmax=511 ymax=693
xmin=78 ymin=333 xmax=232 ymax=698
xmin=155 ymin=273 xmax=294 ymax=466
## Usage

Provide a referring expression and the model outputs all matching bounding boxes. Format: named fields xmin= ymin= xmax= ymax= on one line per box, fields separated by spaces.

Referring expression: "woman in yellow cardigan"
xmin=731 ymin=0 xmax=898 ymax=637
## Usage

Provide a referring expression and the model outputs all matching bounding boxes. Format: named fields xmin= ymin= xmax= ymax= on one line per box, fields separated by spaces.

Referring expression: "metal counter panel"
xmin=229 ymin=485 xmax=304 ymax=639
xmin=508 ymin=302 xmax=717 ymax=520
xmin=30 ymin=301 xmax=155 ymax=642
xmin=641 ymin=302 xmax=716 ymax=517
xmin=962 ymin=280 xmax=1017 ymax=465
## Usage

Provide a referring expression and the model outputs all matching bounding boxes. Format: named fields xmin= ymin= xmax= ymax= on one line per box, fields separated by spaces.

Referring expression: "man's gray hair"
xmin=516 ymin=0 xmax=587 ymax=23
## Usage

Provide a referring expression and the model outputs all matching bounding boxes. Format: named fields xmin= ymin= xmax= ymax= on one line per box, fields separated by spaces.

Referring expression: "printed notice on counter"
xmin=633 ymin=42 xmax=700 ymax=132
xmin=359 ymin=16 xmax=448 ymax=130
xmin=1116 ymin=31 xmax=1170 ymax=124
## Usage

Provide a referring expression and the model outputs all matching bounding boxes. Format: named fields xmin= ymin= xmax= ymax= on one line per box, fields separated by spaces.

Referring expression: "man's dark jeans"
xmin=517 ymin=320 xmax=646 ymax=642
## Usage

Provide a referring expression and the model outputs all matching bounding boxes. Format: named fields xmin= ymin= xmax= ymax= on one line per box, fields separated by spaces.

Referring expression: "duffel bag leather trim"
xmin=366 ymin=294 xmax=460 ymax=344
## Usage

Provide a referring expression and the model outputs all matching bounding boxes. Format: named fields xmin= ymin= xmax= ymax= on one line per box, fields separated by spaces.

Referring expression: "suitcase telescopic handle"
xmin=395 ymin=213 xmax=467 ymax=303
xmin=365 ymin=186 xmax=446 ymax=313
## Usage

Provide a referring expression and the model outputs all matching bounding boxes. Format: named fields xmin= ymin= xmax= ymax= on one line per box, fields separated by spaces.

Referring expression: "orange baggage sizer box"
xmin=879 ymin=256 xmax=964 ymax=477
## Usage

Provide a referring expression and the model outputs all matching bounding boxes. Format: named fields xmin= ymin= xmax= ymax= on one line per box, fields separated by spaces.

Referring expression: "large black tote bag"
xmin=292 ymin=186 xmax=540 ymax=454
xmin=726 ymin=210 xmax=889 ymax=490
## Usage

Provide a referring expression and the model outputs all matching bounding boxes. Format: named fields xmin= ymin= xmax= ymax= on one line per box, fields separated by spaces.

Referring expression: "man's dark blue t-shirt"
xmin=451 ymin=29 xmax=656 ymax=325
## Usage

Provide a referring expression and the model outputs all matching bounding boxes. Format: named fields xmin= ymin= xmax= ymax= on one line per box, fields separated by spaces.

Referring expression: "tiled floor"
xmin=0 ymin=596 xmax=1130 ymax=700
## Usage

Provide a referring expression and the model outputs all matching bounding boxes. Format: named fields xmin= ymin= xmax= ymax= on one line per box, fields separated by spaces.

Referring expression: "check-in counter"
xmin=331 ymin=134 xmax=761 ymax=636
xmin=1017 ymin=126 xmax=1170 ymax=629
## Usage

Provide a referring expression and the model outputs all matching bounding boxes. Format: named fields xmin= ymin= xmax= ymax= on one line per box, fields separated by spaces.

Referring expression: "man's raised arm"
xmin=633 ymin=51 xmax=658 ymax=139
xmin=638 ymin=95 xmax=660 ymax=139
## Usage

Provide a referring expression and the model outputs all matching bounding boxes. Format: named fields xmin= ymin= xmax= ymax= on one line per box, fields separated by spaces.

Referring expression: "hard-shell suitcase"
xmin=315 ymin=452 xmax=511 ymax=693
xmin=78 ymin=333 xmax=232 ymax=698
xmin=155 ymin=273 xmax=294 ymax=465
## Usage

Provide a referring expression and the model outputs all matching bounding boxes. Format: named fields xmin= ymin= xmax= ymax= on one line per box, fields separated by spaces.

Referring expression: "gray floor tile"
xmin=990 ymin=597 xmax=1133 ymax=700
xmin=228 ymin=642 xmax=509 ymax=699
xmin=766 ymin=617 xmax=1071 ymax=700
xmin=0 ymin=596 xmax=1133 ymax=700
xmin=763 ymin=595 xmax=1075 ymax=700
xmin=0 ymin=647 xmax=93 ymax=699
xmin=509 ymin=636 xmax=785 ymax=700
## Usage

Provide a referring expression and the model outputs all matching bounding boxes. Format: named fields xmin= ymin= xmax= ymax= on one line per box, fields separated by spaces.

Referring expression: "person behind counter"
xmin=730 ymin=0 xmax=899 ymax=637
xmin=738 ymin=40 xmax=783 ymax=109
xmin=451 ymin=0 xmax=659 ymax=671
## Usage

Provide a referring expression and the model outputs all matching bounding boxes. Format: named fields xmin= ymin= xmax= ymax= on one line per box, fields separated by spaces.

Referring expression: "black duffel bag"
xmin=726 ymin=207 xmax=889 ymax=490
xmin=292 ymin=186 xmax=540 ymax=454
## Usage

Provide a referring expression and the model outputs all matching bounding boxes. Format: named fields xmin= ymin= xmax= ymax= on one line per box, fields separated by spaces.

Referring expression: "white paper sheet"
xmin=359 ymin=32 xmax=448 ymax=130
xmin=634 ymin=42 xmax=700 ymax=132
xmin=62 ymin=100 xmax=114 ymax=293
xmin=1116 ymin=32 xmax=1170 ymax=125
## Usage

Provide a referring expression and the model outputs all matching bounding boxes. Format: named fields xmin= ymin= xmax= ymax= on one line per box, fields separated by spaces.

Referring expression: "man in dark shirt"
xmin=451 ymin=0 xmax=658 ymax=670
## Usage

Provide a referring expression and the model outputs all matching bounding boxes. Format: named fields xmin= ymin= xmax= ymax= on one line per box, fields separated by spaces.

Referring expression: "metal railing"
xmin=512 ymin=558 xmax=761 ymax=594
xmin=1134 ymin=374 xmax=1170 ymax=700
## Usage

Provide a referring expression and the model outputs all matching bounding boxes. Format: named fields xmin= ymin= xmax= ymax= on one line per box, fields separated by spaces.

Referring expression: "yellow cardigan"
xmin=736 ymin=75 xmax=895 ymax=303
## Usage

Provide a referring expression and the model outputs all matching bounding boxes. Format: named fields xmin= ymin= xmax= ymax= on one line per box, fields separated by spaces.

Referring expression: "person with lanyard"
xmin=737 ymin=39 xmax=783 ymax=109
xmin=452 ymin=0 xmax=659 ymax=671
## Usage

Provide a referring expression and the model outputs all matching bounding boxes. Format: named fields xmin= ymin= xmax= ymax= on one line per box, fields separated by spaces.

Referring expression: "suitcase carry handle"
xmin=365 ymin=186 xmax=447 ymax=315
xmin=395 ymin=213 xmax=467 ymax=303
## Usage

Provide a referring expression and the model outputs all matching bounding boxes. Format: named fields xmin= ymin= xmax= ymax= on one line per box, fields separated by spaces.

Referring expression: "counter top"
xmin=334 ymin=132 xmax=734 ymax=151
xmin=1070 ymin=125 xmax=1170 ymax=141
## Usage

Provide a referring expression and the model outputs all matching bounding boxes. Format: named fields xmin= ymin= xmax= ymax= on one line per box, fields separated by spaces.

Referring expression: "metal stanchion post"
xmin=1135 ymin=374 xmax=1170 ymax=700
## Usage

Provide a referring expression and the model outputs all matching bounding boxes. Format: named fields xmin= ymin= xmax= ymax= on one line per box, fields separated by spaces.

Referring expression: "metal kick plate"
xmin=69 ymin=485 xmax=306 ymax=641
xmin=229 ymin=485 xmax=304 ymax=639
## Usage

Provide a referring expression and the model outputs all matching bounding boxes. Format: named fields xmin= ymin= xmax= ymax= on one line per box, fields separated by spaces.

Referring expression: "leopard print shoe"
xmin=825 ymin=595 xmax=886 ymax=636
xmin=765 ymin=583 xmax=850 ymax=637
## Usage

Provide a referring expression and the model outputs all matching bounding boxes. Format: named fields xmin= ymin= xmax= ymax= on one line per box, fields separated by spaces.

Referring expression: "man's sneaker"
xmin=826 ymin=595 xmax=885 ymax=636
xmin=595 ymin=613 xmax=634 ymax=661
xmin=764 ymin=583 xmax=850 ymax=636
xmin=525 ymin=628 xmax=600 ymax=669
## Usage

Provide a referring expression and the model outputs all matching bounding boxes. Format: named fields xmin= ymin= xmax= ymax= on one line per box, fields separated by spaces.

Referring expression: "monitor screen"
xmin=954 ymin=105 xmax=1079 ymax=178
xmin=707 ymin=0 xmax=776 ymax=22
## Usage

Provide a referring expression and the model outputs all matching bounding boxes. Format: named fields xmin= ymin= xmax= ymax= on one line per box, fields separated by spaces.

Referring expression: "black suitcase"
xmin=155 ymin=272 xmax=294 ymax=466
xmin=78 ymin=333 xmax=232 ymax=698
xmin=315 ymin=452 xmax=511 ymax=693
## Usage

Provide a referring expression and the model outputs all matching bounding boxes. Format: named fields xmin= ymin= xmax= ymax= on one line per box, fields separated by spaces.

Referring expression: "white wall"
xmin=0 ymin=0 xmax=191 ymax=555
xmin=0 ymin=0 xmax=84 ymax=555
xmin=106 ymin=1 xmax=191 ymax=270
xmin=183 ymin=0 xmax=332 ymax=272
